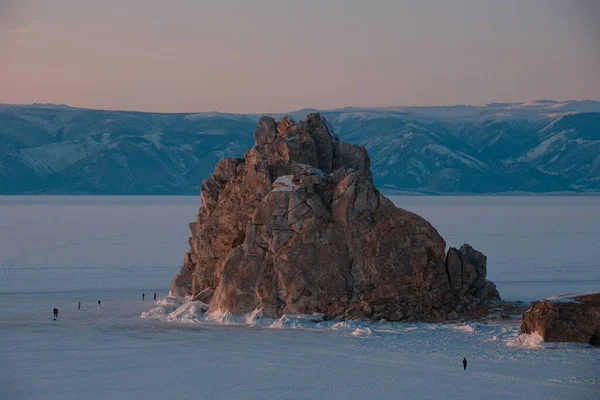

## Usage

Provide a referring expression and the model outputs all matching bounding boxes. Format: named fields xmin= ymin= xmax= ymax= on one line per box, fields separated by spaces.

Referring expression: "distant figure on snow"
xmin=153 ymin=292 xmax=156 ymax=301
xmin=142 ymin=293 xmax=145 ymax=301
xmin=53 ymin=308 xmax=59 ymax=320
xmin=98 ymin=300 xmax=101 ymax=308
xmin=78 ymin=301 xmax=81 ymax=311
xmin=463 ymin=358 xmax=467 ymax=371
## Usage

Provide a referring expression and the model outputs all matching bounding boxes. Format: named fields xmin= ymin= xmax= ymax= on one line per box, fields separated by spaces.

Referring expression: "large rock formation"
xmin=521 ymin=293 xmax=600 ymax=346
xmin=170 ymin=114 xmax=500 ymax=321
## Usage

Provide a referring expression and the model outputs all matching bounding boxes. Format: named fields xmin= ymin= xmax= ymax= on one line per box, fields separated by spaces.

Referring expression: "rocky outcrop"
xmin=445 ymin=244 xmax=500 ymax=303
xmin=170 ymin=114 xmax=500 ymax=321
xmin=521 ymin=293 xmax=600 ymax=346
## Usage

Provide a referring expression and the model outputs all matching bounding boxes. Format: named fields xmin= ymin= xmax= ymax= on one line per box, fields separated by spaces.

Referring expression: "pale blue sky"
xmin=1 ymin=0 xmax=598 ymax=112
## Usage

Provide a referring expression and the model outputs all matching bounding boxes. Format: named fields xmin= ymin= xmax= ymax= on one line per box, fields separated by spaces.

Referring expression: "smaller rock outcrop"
xmin=521 ymin=293 xmax=600 ymax=346
xmin=445 ymin=244 xmax=501 ymax=303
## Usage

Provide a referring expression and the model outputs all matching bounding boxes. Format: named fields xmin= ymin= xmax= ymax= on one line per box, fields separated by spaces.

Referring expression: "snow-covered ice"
xmin=394 ymin=196 xmax=600 ymax=302
xmin=1 ymin=196 xmax=599 ymax=399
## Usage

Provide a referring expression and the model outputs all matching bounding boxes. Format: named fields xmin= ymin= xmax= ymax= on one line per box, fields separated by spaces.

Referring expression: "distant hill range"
xmin=1 ymin=100 xmax=599 ymax=194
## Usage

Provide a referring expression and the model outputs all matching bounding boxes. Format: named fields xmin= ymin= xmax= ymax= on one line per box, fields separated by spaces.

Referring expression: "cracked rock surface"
xmin=170 ymin=114 xmax=500 ymax=321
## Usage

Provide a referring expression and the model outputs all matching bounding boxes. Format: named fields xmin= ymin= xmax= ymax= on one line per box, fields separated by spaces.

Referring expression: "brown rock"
xmin=213 ymin=158 xmax=243 ymax=183
xmin=334 ymin=141 xmax=371 ymax=181
xmin=170 ymin=114 xmax=500 ymax=321
xmin=445 ymin=244 xmax=500 ymax=301
xmin=521 ymin=293 xmax=600 ymax=345
xmin=277 ymin=116 xmax=295 ymax=136
xmin=299 ymin=175 xmax=323 ymax=186
xmin=191 ymin=287 xmax=214 ymax=304
xmin=254 ymin=116 xmax=278 ymax=145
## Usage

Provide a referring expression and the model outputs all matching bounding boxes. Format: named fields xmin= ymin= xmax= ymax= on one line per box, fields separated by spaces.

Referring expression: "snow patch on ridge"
xmin=424 ymin=144 xmax=487 ymax=171
xmin=184 ymin=112 xmax=248 ymax=121
xmin=19 ymin=139 xmax=102 ymax=175
xmin=545 ymin=293 xmax=583 ymax=303
xmin=143 ymin=131 xmax=163 ymax=148
xmin=517 ymin=131 xmax=567 ymax=163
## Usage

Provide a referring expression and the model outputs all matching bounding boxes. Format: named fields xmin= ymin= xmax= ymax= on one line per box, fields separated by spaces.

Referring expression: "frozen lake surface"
xmin=1 ymin=196 xmax=599 ymax=399
xmin=393 ymin=196 xmax=600 ymax=301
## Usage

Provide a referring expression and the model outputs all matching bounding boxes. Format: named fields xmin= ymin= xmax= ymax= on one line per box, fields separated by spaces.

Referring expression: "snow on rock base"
xmin=507 ymin=333 xmax=545 ymax=349
xmin=141 ymin=298 xmax=546 ymax=348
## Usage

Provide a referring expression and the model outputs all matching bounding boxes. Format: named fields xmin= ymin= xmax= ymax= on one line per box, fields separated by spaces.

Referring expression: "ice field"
xmin=1 ymin=196 xmax=599 ymax=399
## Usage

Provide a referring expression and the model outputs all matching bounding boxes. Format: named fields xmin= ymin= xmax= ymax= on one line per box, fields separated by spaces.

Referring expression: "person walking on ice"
xmin=53 ymin=308 xmax=59 ymax=320
xmin=142 ymin=293 xmax=145 ymax=301
xmin=462 ymin=358 xmax=467 ymax=371
xmin=153 ymin=292 xmax=156 ymax=301
xmin=97 ymin=300 xmax=101 ymax=309
xmin=78 ymin=301 xmax=81 ymax=311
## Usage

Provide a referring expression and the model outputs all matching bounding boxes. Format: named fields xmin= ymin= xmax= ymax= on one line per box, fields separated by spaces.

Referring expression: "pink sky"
xmin=1 ymin=0 xmax=599 ymax=113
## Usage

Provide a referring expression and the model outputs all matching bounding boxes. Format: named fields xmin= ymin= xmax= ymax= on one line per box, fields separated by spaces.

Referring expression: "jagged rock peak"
xmin=170 ymin=114 xmax=500 ymax=322
xmin=246 ymin=113 xmax=370 ymax=183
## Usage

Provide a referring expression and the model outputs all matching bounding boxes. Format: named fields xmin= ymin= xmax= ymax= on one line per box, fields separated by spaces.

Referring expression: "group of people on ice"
xmin=52 ymin=292 xmax=158 ymax=320
xmin=52 ymin=297 xmax=471 ymax=372
xmin=141 ymin=292 xmax=157 ymax=301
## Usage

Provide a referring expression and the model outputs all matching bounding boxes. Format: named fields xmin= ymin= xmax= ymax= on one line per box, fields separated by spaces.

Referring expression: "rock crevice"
xmin=170 ymin=114 xmax=500 ymax=321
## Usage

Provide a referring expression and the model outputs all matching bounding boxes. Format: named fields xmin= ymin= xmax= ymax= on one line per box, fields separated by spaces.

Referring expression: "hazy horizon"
xmin=1 ymin=0 xmax=599 ymax=113
xmin=2 ymin=98 xmax=600 ymax=115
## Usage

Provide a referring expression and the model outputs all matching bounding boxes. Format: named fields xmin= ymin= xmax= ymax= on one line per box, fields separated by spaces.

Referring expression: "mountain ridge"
xmin=1 ymin=100 xmax=599 ymax=194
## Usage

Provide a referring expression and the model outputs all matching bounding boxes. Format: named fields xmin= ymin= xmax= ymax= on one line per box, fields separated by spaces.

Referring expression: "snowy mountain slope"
xmin=0 ymin=105 xmax=256 ymax=194
xmin=321 ymin=102 xmax=600 ymax=193
xmin=0 ymin=101 xmax=599 ymax=194
xmin=317 ymin=107 xmax=598 ymax=193
xmin=525 ymin=113 xmax=600 ymax=191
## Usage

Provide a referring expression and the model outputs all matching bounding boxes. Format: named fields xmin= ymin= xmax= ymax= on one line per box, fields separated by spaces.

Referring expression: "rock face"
xmin=445 ymin=244 xmax=500 ymax=303
xmin=521 ymin=293 xmax=600 ymax=346
xmin=170 ymin=114 xmax=500 ymax=321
